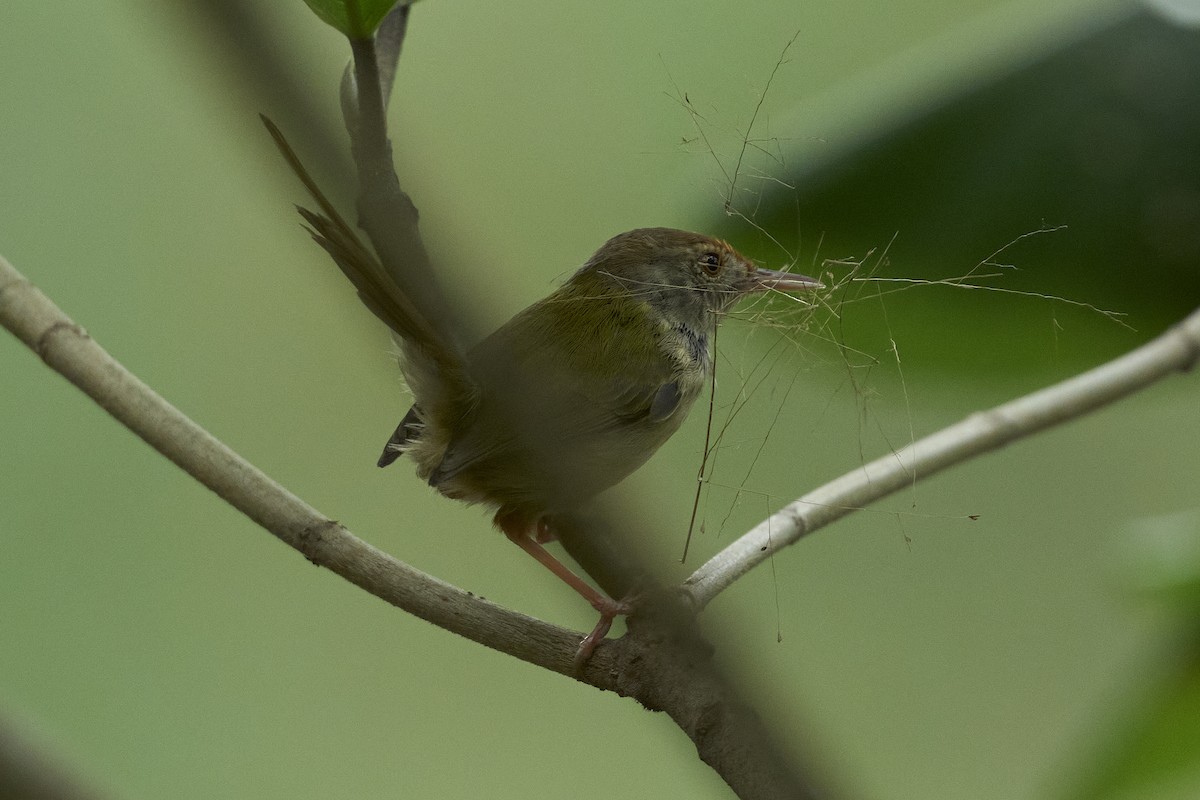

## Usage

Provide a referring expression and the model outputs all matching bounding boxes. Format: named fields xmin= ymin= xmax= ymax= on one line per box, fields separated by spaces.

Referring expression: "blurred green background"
xmin=2 ymin=1 xmax=1199 ymax=798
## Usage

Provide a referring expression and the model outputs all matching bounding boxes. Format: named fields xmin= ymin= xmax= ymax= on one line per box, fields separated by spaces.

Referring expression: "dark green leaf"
xmin=1061 ymin=642 xmax=1200 ymax=800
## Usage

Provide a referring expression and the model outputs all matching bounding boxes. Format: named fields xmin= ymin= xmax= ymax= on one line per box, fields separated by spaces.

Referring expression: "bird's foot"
xmin=572 ymin=592 xmax=635 ymax=672
xmin=495 ymin=509 xmax=636 ymax=672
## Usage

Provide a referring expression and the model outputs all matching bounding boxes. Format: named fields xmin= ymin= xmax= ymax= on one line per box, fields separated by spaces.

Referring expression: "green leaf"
xmin=1061 ymin=646 xmax=1200 ymax=800
xmin=300 ymin=0 xmax=400 ymax=38
xmin=1119 ymin=509 xmax=1200 ymax=611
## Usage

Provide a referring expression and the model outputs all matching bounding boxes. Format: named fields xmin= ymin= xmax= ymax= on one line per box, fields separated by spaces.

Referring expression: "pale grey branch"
xmin=0 ymin=254 xmax=590 ymax=676
xmin=684 ymin=305 xmax=1200 ymax=609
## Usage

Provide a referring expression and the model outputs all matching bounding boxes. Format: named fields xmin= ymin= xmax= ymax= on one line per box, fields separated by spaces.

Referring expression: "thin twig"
xmin=725 ymin=30 xmax=800 ymax=213
xmin=682 ymin=325 xmax=719 ymax=563
xmin=683 ymin=305 xmax=1200 ymax=608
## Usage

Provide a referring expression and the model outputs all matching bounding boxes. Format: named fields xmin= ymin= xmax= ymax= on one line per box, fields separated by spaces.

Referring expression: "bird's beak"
xmin=747 ymin=267 xmax=824 ymax=293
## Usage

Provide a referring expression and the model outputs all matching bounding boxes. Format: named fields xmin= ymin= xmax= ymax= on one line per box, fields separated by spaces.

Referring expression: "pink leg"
xmin=533 ymin=518 xmax=557 ymax=544
xmin=496 ymin=510 xmax=629 ymax=667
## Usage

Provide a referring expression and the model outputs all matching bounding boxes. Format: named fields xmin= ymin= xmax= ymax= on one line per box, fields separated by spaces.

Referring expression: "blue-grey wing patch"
xmin=647 ymin=381 xmax=683 ymax=423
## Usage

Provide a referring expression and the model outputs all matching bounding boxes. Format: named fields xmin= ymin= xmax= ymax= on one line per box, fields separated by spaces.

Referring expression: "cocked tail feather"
xmin=377 ymin=406 xmax=423 ymax=468
xmin=261 ymin=115 xmax=476 ymax=471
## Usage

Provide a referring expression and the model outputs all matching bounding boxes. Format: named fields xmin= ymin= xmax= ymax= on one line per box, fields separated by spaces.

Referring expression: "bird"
xmin=264 ymin=119 xmax=822 ymax=662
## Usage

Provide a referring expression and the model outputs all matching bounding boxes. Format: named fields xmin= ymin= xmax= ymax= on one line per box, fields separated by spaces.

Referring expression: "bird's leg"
xmin=495 ymin=509 xmax=630 ymax=667
xmin=533 ymin=518 xmax=557 ymax=544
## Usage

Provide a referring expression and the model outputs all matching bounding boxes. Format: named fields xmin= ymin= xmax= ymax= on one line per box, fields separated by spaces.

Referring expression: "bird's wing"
xmin=427 ymin=371 xmax=681 ymax=490
xmin=427 ymin=299 xmax=688 ymax=487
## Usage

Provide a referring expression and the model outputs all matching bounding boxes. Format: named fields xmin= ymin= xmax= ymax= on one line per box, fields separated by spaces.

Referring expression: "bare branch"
xmin=0 ymin=254 xmax=587 ymax=675
xmin=684 ymin=306 xmax=1200 ymax=608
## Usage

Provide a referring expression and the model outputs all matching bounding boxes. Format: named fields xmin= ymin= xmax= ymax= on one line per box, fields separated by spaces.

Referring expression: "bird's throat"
xmin=672 ymin=322 xmax=710 ymax=370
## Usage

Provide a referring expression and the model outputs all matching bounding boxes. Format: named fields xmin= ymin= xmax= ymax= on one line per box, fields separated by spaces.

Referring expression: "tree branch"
xmin=0 ymin=254 xmax=589 ymax=676
xmin=684 ymin=305 xmax=1200 ymax=609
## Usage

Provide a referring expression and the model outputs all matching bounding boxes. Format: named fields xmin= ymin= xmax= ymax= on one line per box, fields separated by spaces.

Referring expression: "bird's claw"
xmin=571 ymin=593 xmax=636 ymax=672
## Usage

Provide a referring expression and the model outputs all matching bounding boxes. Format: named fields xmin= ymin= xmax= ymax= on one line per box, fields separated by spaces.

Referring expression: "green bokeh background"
xmin=2 ymin=1 xmax=1198 ymax=799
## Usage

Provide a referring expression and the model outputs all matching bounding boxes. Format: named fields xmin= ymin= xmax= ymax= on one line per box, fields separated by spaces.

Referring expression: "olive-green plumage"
xmin=376 ymin=228 xmax=820 ymax=522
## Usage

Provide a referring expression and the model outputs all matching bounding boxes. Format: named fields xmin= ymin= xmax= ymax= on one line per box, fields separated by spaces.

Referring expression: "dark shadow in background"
xmin=733 ymin=9 xmax=1200 ymax=374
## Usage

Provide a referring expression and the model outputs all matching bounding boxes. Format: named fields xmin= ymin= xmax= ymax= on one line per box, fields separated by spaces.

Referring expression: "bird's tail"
xmin=261 ymin=115 xmax=474 ymax=465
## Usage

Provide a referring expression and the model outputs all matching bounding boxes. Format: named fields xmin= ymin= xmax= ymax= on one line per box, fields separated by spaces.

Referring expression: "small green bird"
xmin=267 ymin=122 xmax=821 ymax=658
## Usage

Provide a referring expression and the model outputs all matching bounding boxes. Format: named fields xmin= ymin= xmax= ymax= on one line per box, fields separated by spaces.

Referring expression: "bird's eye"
xmin=700 ymin=252 xmax=721 ymax=274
